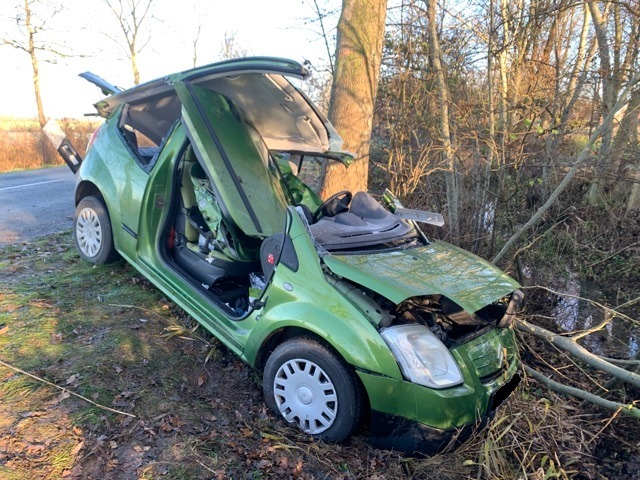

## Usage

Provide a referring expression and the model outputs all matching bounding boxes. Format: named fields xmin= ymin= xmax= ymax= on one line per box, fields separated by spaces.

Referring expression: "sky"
xmin=0 ymin=0 xmax=339 ymax=119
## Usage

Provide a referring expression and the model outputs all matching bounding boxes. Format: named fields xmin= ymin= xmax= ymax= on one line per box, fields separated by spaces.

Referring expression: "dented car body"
xmin=58 ymin=57 xmax=521 ymax=454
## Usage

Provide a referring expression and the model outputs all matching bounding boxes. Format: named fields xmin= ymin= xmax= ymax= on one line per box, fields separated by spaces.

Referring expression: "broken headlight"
xmin=381 ymin=324 xmax=463 ymax=389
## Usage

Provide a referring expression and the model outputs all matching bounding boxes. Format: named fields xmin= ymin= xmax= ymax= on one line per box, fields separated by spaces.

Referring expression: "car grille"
xmin=467 ymin=336 xmax=515 ymax=382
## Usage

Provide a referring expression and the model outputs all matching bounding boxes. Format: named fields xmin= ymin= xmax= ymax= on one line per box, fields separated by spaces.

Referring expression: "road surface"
xmin=0 ymin=166 xmax=76 ymax=247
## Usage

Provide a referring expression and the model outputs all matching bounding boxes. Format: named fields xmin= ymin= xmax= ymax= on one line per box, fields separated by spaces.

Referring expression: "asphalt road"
xmin=0 ymin=166 xmax=76 ymax=247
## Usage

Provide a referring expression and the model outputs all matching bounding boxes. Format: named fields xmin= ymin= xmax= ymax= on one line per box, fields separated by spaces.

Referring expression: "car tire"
xmin=263 ymin=337 xmax=363 ymax=443
xmin=74 ymin=196 xmax=119 ymax=265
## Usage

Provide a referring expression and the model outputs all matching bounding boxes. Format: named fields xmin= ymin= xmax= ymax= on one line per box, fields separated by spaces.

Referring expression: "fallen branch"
xmin=571 ymin=315 xmax=613 ymax=340
xmin=599 ymin=356 xmax=640 ymax=366
xmin=516 ymin=319 xmax=640 ymax=388
xmin=616 ymin=296 xmax=640 ymax=309
xmin=107 ymin=303 xmax=168 ymax=321
xmin=0 ymin=358 xmax=136 ymax=418
xmin=586 ymin=241 xmax=639 ymax=268
xmin=521 ymin=285 xmax=639 ymax=326
xmin=524 ymin=365 xmax=640 ymax=419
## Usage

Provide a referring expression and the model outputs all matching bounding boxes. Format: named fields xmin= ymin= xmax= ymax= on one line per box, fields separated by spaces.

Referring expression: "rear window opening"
xmin=118 ymin=101 xmax=181 ymax=166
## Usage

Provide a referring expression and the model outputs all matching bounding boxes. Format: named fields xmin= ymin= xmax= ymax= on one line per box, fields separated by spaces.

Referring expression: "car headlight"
xmin=380 ymin=324 xmax=463 ymax=389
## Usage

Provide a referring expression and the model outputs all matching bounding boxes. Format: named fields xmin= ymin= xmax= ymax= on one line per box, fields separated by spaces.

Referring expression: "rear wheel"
xmin=263 ymin=337 xmax=363 ymax=442
xmin=74 ymin=196 xmax=118 ymax=264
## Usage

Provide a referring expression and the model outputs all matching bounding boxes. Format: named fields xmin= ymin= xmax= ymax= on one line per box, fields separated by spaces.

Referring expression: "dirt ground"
xmin=1 ymin=233 xmax=638 ymax=479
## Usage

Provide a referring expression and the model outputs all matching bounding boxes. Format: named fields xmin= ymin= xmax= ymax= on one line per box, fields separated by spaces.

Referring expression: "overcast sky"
xmin=0 ymin=0 xmax=339 ymax=118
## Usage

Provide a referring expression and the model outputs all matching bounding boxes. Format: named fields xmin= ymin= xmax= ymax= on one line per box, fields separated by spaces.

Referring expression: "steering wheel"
xmin=313 ymin=190 xmax=353 ymax=222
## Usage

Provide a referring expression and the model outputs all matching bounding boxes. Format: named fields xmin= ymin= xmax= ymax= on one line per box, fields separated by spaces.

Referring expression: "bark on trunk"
xmin=321 ymin=0 xmax=388 ymax=197
xmin=25 ymin=0 xmax=46 ymax=129
xmin=426 ymin=0 xmax=459 ymax=239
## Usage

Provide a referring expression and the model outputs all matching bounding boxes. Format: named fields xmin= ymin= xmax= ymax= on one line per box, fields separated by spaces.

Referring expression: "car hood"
xmin=322 ymin=241 xmax=520 ymax=312
xmin=92 ymin=57 xmax=344 ymax=153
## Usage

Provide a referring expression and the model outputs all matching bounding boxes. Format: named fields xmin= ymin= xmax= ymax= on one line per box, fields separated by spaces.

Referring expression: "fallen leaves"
xmin=70 ymin=441 xmax=84 ymax=455
xmin=48 ymin=390 xmax=71 ymax=406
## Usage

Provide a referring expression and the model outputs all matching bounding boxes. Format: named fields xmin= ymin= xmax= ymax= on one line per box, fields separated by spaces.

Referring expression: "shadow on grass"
xmin=1 ymin=233 xmax=633 ymax=479
xmin=0 ymin=233 xmax=411 ymax=479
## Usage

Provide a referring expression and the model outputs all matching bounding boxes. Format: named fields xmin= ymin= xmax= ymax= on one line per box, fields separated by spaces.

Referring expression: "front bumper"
xmin=358 ymin=327 xmax=521 ymax=455
xmin=368 ymin=373 xmax=521 ymax=455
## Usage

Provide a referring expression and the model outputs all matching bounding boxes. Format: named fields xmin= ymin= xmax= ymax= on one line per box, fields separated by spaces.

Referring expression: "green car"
xmin=55 ymin=57 xmax=522 ymax=454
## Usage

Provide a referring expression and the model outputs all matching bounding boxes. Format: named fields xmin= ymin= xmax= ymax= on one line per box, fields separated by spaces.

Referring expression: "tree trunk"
xmin=320 ymin=0 xmax=388 ymax=198
xmin=610 ymin=88 xmax=640 ymax=175
xmin=25 ymin=0 xmax=45 ymax=128
xmin=426 ymin=0 xmax=459 ymax=239
xmin=586 ymin=1 xmax=615 ymax=203
xmin=131 ymin=46 xmax=140 ymax=85
xmin=498 ymin=0 xmax=509 ymax=161
xmin=551 ymin=4 xmax=594 ymax=152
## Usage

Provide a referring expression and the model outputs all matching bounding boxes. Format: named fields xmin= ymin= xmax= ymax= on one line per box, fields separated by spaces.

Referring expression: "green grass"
xmin=0 ymin=232 xmax=636 ymax=479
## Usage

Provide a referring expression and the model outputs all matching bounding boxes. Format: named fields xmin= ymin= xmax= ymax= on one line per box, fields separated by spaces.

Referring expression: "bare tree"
xmin=1 ymin=0 xmax=65 ymax=128
xmin=191 ymin=23 xmax=202 ymax=68
xmin=492 ymin=72 xmax=640 ymax=265
xmin=103 ymin=0 xmax=155 ymax=85
xmin=320 ymin=0 xmax=388 ymax=197
xmin=219 ymin=31 xmax=247 ymax=60
xmin=424 ymin=0 xmax=459 ymax=239
xmin=585 ymin=1 xmax=639 ymax=203
xmin=307 ymin=0 xmax=339 ymax=75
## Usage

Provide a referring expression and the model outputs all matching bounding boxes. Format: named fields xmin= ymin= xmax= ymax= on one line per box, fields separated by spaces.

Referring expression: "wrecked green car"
xmin=53 ymin=57 xmax=522 ymax=454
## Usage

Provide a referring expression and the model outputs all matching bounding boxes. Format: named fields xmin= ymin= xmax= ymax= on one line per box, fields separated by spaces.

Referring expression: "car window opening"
xmin=119 ymin=104 xmax=172 ymax=166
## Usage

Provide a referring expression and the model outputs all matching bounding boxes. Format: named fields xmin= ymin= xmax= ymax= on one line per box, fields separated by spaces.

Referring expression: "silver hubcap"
xmin=76 ymin=207 xmax=103 ymax=258
xmin=273 ymin=359 xmax=338 ymax=434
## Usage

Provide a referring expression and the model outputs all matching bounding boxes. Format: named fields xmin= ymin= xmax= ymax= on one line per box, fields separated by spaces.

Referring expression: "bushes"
xmin=0 ymin=117 xmax=100 ymax=172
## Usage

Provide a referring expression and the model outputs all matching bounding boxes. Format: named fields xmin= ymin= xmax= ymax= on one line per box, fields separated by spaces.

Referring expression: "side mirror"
xmin=43 ymin=120 xmax=83 ymax=173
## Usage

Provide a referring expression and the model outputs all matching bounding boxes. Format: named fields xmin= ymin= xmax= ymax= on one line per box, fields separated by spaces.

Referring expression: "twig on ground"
xmin=521 ymin=285 xmax=639 ymax=326
xmin=0 ymin=358 xmax=136 ymax=418
xmin=586 ymin=242 xmax=639 ymax=268
xmin=107 ymin=303 xmax=168 ymax=321
xmin=524 ymin=365 xmax=640 ymax=419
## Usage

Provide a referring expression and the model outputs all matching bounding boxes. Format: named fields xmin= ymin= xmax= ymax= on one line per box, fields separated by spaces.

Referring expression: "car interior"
xmin=164 ymin=145 xmax=418 ymax=317
xmin=117 ymin=88 xmax=418 ymax=317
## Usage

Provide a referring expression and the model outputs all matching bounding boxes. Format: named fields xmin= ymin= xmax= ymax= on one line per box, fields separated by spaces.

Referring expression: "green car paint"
xmin=323 ymin=241 xmax=520 ymax=313
xmin=240 ymin=209 xmax=404 ymax=377
xmin=175 ymin=83 xmax=289 ymax=237
xmin=66 ymin=57 xmax=522 ymax=455
xmin=74 ymin=110 xmax=149 ymax=259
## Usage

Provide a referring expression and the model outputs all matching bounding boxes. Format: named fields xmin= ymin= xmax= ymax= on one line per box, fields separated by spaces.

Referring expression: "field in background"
xmin=0 ymin=117 xmax=102 ymax=172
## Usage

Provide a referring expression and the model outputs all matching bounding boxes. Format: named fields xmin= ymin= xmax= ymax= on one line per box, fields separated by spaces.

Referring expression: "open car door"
xmin=171 ymin=58 xmax=342 ymax=238
xmin=174 ymin=81 xmax=289 ymax=238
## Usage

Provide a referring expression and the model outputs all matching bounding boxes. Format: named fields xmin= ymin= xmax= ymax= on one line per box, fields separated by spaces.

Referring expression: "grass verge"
xmin=0 ymin=233 xmax=637 ymax=479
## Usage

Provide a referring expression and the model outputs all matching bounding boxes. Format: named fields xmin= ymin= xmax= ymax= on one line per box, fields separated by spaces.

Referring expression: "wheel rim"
xmin=76 ymin=207 xmax=103 ymax=258
xmin=273 ymin=358 xmax=338 ymax=434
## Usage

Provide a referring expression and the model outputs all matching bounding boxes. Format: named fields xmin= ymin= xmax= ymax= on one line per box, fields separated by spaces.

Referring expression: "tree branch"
xmin=0 ymin=358 xmax=136 ymax=418
xmin=525 ymin=365 xmax=640 ymax=419
xmin=517 ymin=319 xmax=640 ymax=388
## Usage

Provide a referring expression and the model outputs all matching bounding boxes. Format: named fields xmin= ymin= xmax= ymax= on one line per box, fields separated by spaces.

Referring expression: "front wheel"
xmin=74 ymin=196 xmax=119 ymax=265
xmin=263 ymin=337 xmax=363 ymax=442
